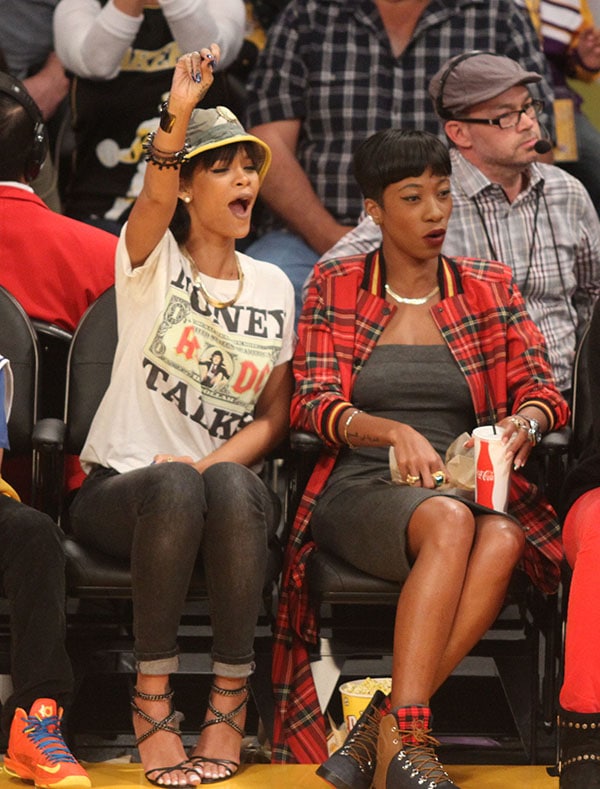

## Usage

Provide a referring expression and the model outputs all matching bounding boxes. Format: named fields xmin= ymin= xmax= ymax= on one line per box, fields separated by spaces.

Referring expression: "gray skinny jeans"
xmin=69 ymin=461 xmax=279 ymax=677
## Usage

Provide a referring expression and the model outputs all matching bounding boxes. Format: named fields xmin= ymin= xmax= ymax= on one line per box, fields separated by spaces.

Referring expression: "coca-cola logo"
xmin=477 ymin=470 xmax=494 ymax=481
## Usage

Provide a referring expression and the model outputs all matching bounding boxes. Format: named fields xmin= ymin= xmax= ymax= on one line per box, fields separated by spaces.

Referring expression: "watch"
xmin=518 ymin=414 xmax=542 ymax=446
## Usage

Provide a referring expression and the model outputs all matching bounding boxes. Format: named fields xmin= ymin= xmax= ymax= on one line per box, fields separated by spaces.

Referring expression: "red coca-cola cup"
xmin=472 ymin=425 xmax=512 ymax=512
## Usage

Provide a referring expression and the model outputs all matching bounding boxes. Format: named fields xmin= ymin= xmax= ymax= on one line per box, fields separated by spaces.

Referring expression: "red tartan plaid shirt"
xmin=272 ymin=252 xmax=570 ymax=764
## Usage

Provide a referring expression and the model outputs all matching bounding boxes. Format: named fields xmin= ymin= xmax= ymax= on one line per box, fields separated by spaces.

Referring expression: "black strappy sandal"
xmin=131 ymin=687 xmax=201 ymax=787
xmin=189 ymin=681 xmax=249 ymax=784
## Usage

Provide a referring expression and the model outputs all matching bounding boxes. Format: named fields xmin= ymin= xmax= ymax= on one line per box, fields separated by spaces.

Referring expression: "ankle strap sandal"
xmin=131 ymin=687 xmax=181 ymax=745
xmin=131 ymin=687 xmax=200 ymax=787
xmin=189 ymin=682 xmax=249 ymax=784
xmin=200 ymin=682 xmax=249 ymax=738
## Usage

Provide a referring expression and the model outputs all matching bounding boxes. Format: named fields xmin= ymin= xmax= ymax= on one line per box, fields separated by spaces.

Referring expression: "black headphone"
xmin=434 ymin=50 xmax=502 ymax=120
xmin=0 ymin=71 xmax=47 ymax=182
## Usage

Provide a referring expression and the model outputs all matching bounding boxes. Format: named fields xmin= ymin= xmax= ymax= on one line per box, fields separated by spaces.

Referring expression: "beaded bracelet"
xmin=142 ymin=131 xmax=190 ymax=170
xmin=343 ymin=409 xmax=361 ymax=449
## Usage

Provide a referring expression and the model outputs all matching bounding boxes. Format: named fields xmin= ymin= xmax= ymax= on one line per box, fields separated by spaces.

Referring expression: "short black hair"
xmin=0 ymin=92 xmax=37 ymax=181
xmin=353 ymin=129 xmax=451 ymax=203
xmin=170 ymin=141 xmax=266 ymax=245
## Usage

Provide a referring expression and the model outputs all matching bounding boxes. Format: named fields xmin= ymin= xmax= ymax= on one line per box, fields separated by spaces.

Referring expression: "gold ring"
xmin=432 ymin=471 xmax=446 ymax=488
xmin=509 ymin=416 xmax=528 ymax=431
xmin=167 ymin=456 xmax=173 ymax=462
xmin=406 ymin=473 xmax=420 ymax=486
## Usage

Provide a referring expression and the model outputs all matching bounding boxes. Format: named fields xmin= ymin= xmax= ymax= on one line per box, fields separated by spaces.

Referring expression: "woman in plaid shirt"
xmin=273 ymin=129 xmax=569 ymax=788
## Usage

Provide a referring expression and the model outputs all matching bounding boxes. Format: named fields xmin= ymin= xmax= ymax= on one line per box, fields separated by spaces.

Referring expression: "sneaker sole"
xmin=4 ymin=759 xmax=91 ymax=788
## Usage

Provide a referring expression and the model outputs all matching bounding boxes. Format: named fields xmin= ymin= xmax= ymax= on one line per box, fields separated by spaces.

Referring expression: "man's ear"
xmin=444 ymin=121 xmax=473 ymax=148
xmin=444 ymin=120 xmax=473 ymax=150
xmin=364 ymin=197 xmax=382 ymax=226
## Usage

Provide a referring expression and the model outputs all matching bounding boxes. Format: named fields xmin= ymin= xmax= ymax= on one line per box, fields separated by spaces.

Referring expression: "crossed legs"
xmin=393 ymin=496 xmax=525 ymax=708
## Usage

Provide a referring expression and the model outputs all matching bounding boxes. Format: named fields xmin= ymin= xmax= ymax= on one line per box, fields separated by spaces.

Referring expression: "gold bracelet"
xmin=343 ymin=409 xmax=361 ymax=449
xmin=159 ymin=100 xmax=176 ymax=133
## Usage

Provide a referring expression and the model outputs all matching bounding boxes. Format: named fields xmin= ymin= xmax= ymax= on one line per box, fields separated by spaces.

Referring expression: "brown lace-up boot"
xmin=372 ymin=713 xmax=460 ymax=789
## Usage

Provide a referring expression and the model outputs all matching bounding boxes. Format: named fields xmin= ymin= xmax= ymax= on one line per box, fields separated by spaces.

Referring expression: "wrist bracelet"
xmin=516 ymin=412 xmax=543 ymax=446
xmin=159 ymin=100 xmax=176 ymax=133
xmin=143 ymin=131 xmax=189 ymax=170
xmin=343 ymin=409 xmax=361 ymax=449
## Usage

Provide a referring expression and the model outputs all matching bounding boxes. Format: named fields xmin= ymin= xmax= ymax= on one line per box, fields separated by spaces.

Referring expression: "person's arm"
xmin=196 ymin=360 xmax=293 ymax=471
xmin=503 ymin=273 xmax=570 ymax=439
xmin=125 ymin=46 xmax=217 ymax=267
xmin=291 ymin=264 xmax=447 ymax=487
xmin=54 ymin=0 xmax=244 ymax=80
xmin=250 ymin=119 xmax=351 ymax=255
xmin=54 ymin=0 xmax=144 ymax=79
xmin=573 ymin=188 xmax=600 ymax=335
xmin=159 ymin=0 xmax=245 ymax=70
xmin=318 ymin=213 xmax=382 ymax=264
xmin=154 ymin=360 xmax=294 ymax=470
xmin=22 ymin=52 xmax=69 ymax=121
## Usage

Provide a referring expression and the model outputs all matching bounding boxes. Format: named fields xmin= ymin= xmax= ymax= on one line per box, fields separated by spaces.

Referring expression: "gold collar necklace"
xmin=385 ymin=283 xmax=439 ymax=306
xmin=184 ymin=250 xmax=244 ymax=309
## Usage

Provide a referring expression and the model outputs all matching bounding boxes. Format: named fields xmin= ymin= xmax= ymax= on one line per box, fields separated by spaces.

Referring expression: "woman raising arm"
xmin=69 ymin=47 xmax=295 ymax=787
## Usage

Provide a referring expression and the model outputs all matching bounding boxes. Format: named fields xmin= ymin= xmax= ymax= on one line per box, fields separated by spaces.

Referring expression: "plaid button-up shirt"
xmin=272 ymin=252 xmax=569 ymax=764
xmin=246 ymin=0 xmax=553 ymax=229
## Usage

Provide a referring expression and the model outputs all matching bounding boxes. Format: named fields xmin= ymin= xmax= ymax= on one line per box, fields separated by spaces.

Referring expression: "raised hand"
xmin=170 ymin=45 xmax=221 ymax=107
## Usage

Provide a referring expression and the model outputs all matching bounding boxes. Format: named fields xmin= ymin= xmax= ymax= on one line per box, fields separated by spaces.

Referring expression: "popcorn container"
xmin=339 ymin=677 xmax=391 ymax=732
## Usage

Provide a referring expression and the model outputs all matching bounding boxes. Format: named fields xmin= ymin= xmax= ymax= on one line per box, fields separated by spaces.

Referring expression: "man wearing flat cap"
xmin=324 ymin=51 xmax=600 ymax=398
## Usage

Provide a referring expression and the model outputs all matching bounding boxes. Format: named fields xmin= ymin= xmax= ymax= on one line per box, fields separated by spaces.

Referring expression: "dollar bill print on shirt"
xmin=144 ymin=285 xmax=284 ymax=420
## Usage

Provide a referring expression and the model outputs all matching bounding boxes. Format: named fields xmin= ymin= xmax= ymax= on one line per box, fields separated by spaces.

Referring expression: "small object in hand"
xmin=406 ymin=473 xmax=420 ymax=486
xmin=432 ymin=470 xmax=446 ymax=488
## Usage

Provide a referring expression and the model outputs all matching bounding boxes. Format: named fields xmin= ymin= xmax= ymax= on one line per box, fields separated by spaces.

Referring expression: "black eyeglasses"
xmin=452 ymin=99 xmax=544 ymax=130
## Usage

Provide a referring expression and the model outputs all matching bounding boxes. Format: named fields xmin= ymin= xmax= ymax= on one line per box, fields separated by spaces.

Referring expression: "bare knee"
xmin=409 ymin=497 xmax=476 ymax=557
xmin=476 ymin=515 xmax=525 ymax=567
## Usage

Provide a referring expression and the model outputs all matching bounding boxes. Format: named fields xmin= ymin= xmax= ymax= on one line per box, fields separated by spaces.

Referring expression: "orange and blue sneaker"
xmin=3 ymin=698 xmax=91 ymax=787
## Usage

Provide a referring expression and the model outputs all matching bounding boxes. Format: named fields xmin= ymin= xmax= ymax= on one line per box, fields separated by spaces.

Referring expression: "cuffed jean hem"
xmin=137 ymin=656 xmax=180 ymax=675
xmin=212 ymin=660 xmax=255 ymax=679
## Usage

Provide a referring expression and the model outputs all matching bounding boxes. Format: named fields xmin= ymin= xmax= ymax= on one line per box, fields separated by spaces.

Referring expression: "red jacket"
xmin=0 ymin=185 xmax=116 ymax=331
xmin=272 ymin=251 xmax=570 ymax=764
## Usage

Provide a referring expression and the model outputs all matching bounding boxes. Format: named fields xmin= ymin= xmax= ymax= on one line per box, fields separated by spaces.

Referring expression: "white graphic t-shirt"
xmin=80 ymin=230 xmax=295 ymax=474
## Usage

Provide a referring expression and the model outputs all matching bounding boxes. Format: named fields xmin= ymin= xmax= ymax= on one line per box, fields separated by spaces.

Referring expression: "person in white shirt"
xmin=69 ymin=46 xmax=295 ymax=786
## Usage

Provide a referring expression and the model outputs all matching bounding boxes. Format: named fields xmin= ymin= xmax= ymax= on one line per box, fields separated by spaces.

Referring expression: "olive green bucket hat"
xmin=183 ymin=105 xmax=271 ymax=182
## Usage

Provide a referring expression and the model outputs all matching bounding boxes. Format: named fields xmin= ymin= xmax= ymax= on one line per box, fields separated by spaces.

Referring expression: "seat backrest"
xmin=0 ymin=286 xmax=39 ymax=455
xmin=570 ymin=319 xmax=592 ymax=461
xmin=65 ymin=287 xmax=117 ymax=455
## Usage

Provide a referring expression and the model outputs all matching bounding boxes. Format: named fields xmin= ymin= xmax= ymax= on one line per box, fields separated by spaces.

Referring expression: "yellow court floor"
xmin=0 ymin=762 xmax=560 ymax=788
